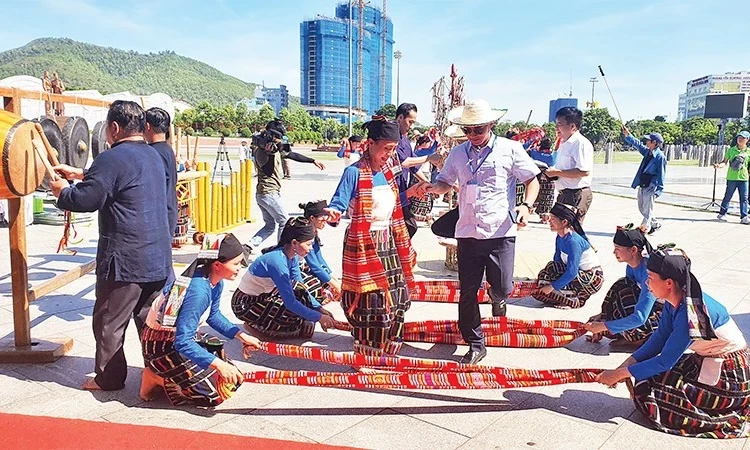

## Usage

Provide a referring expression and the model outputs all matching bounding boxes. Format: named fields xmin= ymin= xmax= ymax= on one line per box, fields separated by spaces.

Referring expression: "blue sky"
xmin=1 ymin=0 xmax=747 ymax=123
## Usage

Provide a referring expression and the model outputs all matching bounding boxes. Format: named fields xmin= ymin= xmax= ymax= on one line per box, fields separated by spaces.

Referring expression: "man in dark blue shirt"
xmin=50 ymin=100 xmax=172 ymax=391
xmin=145 ymin=107 xmax=178 ymax=237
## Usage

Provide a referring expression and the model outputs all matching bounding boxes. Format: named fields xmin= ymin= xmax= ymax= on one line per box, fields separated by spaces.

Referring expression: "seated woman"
xmin=533 ymin=202 xmax=604 ymax=309
xmin=585 ymin=225 xmax=662 ymax=347
xmin=232 ymin=217 xmax=337 ymax=339
xmin=597 ymin=246 xmax=749 ymax=439
xmin=325 ymin=116 xmax=421 ymax=356
xmin=298 ymin=200 xmax=342 ymax=303
xmin=140 ymin=233 xmax=261 ymax=407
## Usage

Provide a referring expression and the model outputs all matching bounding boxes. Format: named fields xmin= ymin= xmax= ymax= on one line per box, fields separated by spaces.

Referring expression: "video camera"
xmin=251 ymin=118 xmax=292 ymax=154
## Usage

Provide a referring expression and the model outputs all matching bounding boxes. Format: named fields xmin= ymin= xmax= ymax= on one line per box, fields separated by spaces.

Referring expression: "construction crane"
xmin=379 ymin=0 xmax=387 ymax=108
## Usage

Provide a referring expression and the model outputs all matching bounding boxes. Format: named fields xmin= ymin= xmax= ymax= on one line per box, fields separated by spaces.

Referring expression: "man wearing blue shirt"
xmin=622 ymin=127 xmax=667 ymax=234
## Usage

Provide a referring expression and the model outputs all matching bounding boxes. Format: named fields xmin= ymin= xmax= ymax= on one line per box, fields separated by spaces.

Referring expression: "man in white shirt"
xmin=544 ymin=107 xmax=594 ymax=222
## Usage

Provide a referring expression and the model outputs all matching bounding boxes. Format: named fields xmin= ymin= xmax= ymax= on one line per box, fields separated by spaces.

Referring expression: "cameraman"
xmin=243 ymin=119 xmax=325 ymax=258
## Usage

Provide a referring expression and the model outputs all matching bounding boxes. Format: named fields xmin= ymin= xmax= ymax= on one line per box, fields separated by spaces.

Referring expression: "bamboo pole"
xmin=245 ymin=159 xmax=253 ymax=222
xmin=211 ymin=181 xmax=220 ymax=232
xmin=231 ymin=171 xmax=238 ymax=226
xmin=239 ymin=161 xmax=246 ymax=222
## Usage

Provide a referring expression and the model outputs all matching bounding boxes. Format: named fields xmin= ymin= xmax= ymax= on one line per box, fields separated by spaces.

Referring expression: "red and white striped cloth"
xmin=244 ymin=342 xmax=601 ymax=390
xmin=411 ymin=279 xmax=538 ymax=304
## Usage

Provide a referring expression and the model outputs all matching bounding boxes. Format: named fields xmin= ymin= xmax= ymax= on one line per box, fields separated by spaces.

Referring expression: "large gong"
xmin=33 ymin=116 xmax=65 ymax=191
xmin=91 ymin=121 xmax=109 ymax=159
xmin=0 ymin=111 xmax=47 ymax=199
xmin=56 ymin=116 xmax=90 ymax=169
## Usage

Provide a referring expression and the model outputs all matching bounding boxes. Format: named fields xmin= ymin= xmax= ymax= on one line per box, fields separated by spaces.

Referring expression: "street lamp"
xmin=394 ymin=50 xmax=402 ymax=106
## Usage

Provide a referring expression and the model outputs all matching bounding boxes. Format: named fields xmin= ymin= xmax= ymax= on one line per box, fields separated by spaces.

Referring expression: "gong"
xmin=91 ymin=121 xmax=109 ymax=159
xmin=33 ymin=116 xmax=64 ymax=192
xmin=56 ymin=116 xmax=90 ymax=168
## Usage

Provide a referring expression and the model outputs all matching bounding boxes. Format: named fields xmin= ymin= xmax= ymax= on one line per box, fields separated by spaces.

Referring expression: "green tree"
xmin=376 ymin=103 xmax=397 ymax=119
xmin=258 ymin=104 xmax=276 ymax=127
xmin=581 ymin=107 xmax=620 ymax=146
xmin=679 ymin=117 xmax=718 ymax=145
xmin=541 ymin=122 xmax=556 ymax=141
xmin=492 ymin=121 xmax=512 ymax=138
xmin=654 ymin=115 xmax=667 ymax=122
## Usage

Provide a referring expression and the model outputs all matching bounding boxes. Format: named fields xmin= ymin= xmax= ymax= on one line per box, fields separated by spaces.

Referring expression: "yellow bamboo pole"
xmin=239 ymin=160 xmax=246 ymax=222
xmin=250 ymin=160 xmax=255 ymax=222
xmin=211 ymin=181 xmax=220 ymax=232
xmin=232 ymin=171 xmax=239 ymax=225
xmin=196 ymin=162 xmax=206 ymax=232
xmin=222 ymin=185 xmax=229 ymax=230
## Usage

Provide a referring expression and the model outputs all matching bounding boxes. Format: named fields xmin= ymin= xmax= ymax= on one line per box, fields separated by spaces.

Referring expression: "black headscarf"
xmin=363 ymin=115 xmax=400 ymax=141
xmin=613 ymin=224 xmax=653 ymax=253
xmin=550 ymin=202 xmax=588 ymax=242
xmin=299 ymin=200 xmax=328 ymax=218
xmin=157 ymin=233 xmax=244 ymax=327
xmin=262 ymin=217 xmax=316 ymax=254
xmin=647 ymin=246 xmax=716 ymax=340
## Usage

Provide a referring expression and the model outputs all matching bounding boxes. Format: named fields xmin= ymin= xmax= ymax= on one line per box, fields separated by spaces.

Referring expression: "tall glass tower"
xmin=300 ymin=2 xmax=393 ymax=123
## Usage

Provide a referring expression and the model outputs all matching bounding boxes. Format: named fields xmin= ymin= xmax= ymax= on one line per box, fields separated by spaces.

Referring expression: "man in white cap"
xmin=427 ymin=99 xmax=540 ymax=365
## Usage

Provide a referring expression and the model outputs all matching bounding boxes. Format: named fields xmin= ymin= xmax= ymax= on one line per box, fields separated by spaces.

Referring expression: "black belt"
xmin=560 ymin=187 xmax=590 ymax=192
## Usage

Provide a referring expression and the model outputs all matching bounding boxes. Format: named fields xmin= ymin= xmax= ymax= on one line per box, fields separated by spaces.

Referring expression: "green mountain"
xmin=0 ymin=37 xmax=265 ymax=106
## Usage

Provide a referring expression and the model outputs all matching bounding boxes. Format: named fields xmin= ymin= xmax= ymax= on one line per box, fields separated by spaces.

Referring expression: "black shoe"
xmin=492 ymin=301 xmax=507 ymax=317
xmin=647 ymin=223 xmax=661 ymax=235
xmin=459 ymin=348 xmax=487 ymax=365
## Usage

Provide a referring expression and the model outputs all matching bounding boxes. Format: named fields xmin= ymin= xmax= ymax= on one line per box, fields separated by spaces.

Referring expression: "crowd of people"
xmin=47 ymin=98 xmax=750 ymax=439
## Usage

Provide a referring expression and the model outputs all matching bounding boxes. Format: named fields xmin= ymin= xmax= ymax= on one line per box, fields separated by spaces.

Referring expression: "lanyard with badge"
xmin=465 ymin=136 xmax=494 ymax=201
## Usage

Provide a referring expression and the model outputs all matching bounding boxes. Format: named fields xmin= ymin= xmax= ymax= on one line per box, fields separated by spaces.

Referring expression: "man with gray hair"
xmin=427 ymin=100 xmax=540 ymax=364
xmin=50 ymin=100 xmax=172 ymax=391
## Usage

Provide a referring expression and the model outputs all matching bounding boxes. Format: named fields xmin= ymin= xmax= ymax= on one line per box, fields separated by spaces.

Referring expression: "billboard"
xmin=703 ymin=93 xmax=748 ymax=119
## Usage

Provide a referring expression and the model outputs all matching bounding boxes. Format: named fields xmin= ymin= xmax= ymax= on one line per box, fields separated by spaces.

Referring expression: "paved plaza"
xmin=1 ymin=153 xmax=749 ymax=449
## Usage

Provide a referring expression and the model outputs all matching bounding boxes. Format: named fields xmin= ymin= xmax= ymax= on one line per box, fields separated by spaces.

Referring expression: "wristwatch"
xmin=519 ymin=202 xmax=533 ymax=210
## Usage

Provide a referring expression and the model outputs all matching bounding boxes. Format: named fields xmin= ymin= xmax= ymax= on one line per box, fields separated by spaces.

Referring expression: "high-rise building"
xmin=677 ymin=71 xmax=750 ymax=120
xmin=300 ymin=3 xmax=393 ymax=123
xmin=548 ymin=98 xmax=579 ymax=122
xmin=263 ymin=85 xmax=289 ymax=115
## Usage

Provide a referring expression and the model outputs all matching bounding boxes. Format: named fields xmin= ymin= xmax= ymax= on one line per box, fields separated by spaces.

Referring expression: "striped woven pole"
xmin=403 ymin=317 xmax=586 ymax=348
xmin=411 ymin=279 xmax=538 ymax=304
xmin=245 ymin=342 xmax=602 ymax=389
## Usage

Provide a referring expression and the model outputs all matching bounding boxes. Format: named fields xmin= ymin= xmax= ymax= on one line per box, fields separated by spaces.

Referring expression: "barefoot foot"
xmin=81 ymin=377 xmax=102 ymax=391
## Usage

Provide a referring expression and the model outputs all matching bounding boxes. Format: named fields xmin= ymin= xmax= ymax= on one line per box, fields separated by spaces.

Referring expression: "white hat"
xmin=449 ymin=99 xmax=507 ymax=126
xmin=443 ymin=124 xmax=465 ymax=139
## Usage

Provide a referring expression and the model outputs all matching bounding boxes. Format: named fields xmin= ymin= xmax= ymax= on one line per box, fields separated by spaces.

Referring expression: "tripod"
xmin=700 ymin=118 xmax=727 ymax=211
xmin=211 ymin=143 xmax=233 ymax=184
xmin=700 ymin=166 xmax=721 ymax=210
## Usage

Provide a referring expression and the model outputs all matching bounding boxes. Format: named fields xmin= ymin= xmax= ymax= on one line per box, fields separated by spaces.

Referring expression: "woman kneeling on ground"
xmin=598 ymin=246 xmax=750 ymax=438
xmin=140 ymin=233 xmax=261 ymax=406
xmin=232 ymin=217 xmax=337 ymax=339
xmin=533 ymin=202 xmax=604 ymax=309
xmin=298 ymin=200 xmax=342 ymax=304
xmin=585 ymin=224 xmax=662 ymax=349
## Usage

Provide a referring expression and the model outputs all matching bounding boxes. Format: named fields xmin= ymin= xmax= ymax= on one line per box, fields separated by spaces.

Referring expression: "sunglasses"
xmin=460 ymin=125 xmax=488 ymax=135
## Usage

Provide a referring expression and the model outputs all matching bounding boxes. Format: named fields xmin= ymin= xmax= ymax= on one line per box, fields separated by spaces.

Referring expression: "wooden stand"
xmin=0 ymin=88 xmax=104 ymax=363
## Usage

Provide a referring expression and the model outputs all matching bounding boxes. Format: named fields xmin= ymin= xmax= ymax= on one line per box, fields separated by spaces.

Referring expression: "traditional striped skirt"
xmin=300 ymin=262 xmax=328 ymax=304
xmin=634 ymin=348 xmax=750 ymax=438
xmin=533 ymin=261 xmax=604 ymax=309
xmin=231 ymin=282 xmax=316 ymax=339
xmin=140 ymin=327 xmax=240 ymax=407
xmin=534 ymin=177 xmax=556 ymax=215
xmin=599 ymin=277 xmax=662 ymax=342
xmin=341 ymin=228 xmax=410 ymax=356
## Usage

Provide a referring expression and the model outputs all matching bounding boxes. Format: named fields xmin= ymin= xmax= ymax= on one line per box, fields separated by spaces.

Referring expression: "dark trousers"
xmin=457 ymin=237 xmax=516 ymax=352
xmin=403 ymin=207 xmax=418 ymax=238
xmin=557 ymin=187 xmax=593 ymax=222
xmin=93 ymin=278 xmax=166 ymax=390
